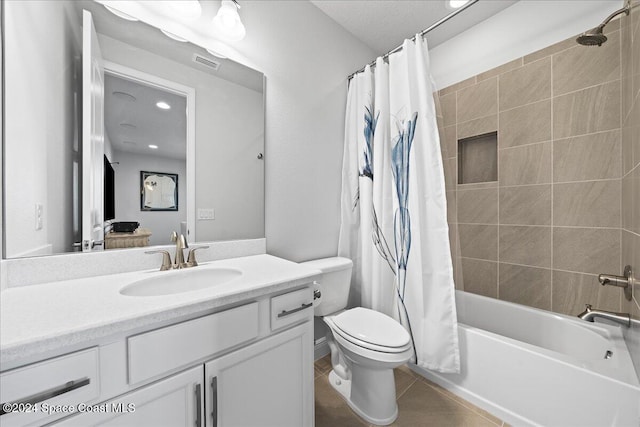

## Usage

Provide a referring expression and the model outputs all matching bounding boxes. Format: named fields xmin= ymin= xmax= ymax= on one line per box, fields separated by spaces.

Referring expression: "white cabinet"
xmin=2 ymin=286 xmax=314 ymax=427
xmin=53 ymin=366 xmax=204 ymax=427
xmin=205 ymin=322 xmax=313 ymax=427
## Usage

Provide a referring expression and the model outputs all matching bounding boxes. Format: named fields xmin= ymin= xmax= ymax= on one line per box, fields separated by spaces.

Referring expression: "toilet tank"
xmin=300 ymin=257 xmax=353 ymax=316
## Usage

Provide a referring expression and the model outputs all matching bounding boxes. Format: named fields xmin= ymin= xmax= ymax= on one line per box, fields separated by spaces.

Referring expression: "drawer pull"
xmin=277 ymin=302 xmax=313 ymax=318
xmin=0 ymin=377 xmax=90 ymax=416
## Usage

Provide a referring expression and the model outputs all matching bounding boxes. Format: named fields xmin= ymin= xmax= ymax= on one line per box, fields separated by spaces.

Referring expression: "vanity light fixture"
xmin=448 ymin=0 xmax=470 ymax=8
xmin=166 ymin=0 xmax=202 ymax=21
xmin=104 ymin=4 xmax=139 ymax=22
xmin=156 ymin=101 xmax=171 ymax=110
xmin=148 ymin=144 xmax=159 ymax=149
xmin=160 ymin=29 xmax=189 ymax=42
xmin=212 ymin=0 xmax=246 ymax=42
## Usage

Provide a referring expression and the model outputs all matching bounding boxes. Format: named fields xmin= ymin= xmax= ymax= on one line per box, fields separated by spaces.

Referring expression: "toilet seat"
xmin=327 ymin=307 xmax=412 ymax=354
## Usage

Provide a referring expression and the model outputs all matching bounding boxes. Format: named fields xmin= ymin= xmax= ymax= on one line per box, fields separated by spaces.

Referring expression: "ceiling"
xmin=310 ymin=0 xmax=519 ymax=55
xmin=104 ymin=74 xmax=187 ymax=160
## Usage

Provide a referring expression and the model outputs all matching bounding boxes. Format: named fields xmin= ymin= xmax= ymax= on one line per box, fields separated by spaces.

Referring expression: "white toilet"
xmin=302 ymin=257 xmax=413 ymax=426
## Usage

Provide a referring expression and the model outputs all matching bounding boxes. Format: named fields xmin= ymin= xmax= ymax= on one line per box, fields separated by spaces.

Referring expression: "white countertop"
xmin=0 ymin=254 xmax=321 ymax=368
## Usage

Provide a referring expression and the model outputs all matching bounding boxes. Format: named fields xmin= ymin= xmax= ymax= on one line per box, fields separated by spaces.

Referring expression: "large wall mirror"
xmin=2 ymin=0 xmax=265 ymax=259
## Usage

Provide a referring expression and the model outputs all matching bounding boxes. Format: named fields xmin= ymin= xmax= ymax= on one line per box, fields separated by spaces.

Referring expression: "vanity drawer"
xmin=0 ymin=348 xmax=99 ymax=426
xmin=271 ymin=287 xmax=314 ymax=331
xmin=127 ymin=302 xmax=259 ymax=385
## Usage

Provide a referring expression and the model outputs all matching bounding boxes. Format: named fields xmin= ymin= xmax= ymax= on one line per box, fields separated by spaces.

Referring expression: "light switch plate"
xmin=198 ymin=208 xmax=215 ymax=220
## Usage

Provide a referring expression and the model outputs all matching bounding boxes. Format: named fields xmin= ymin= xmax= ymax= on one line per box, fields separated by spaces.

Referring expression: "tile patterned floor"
xmin=314 ymin=355 xmax=509 ymax=427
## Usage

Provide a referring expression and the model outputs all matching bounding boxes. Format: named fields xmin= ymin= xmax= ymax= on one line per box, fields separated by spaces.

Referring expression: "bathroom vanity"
xmin=0 ymin=255 xmax=319 ymax=427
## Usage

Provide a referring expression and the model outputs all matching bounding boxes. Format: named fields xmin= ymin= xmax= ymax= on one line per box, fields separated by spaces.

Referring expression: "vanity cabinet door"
xmin=53 ymin=366 xmax=204 ymax=427
xmin=205 ymin=322 xmax=314 ymax=427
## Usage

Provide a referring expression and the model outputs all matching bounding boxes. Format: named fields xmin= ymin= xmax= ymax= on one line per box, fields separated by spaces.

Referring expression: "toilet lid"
xmin=332 ymin=307 xmax=411 ymax=349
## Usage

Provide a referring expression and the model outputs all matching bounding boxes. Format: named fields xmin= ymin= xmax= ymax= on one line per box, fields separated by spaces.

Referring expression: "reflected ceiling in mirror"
xmin=2 ymin=0 xmax=265 ymax=259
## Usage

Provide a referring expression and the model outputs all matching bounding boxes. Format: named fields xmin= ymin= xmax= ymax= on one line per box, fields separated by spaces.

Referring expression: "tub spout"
xmin=578 ymin=304 xmax=631 ymax=327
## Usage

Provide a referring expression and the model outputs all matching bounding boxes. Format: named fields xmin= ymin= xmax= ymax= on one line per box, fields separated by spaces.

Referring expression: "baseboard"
xmin=314 ymin=339 xmax=330 ymax=361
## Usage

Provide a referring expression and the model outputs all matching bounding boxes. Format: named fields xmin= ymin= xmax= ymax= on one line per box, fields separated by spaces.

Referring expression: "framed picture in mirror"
xmin=141 ymin=171 xmax=178 ymax=211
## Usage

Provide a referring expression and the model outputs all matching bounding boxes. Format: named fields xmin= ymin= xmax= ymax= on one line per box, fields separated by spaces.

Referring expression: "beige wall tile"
xmin=461 ymin=258 xmax=498 ymax=298
xmin=457 ymin=188 xmax=498 ymax=224
xmin=439 ymin=76 xmax=477 ymax=97
xmin=622 ymin=98 xmax=640 ymax=173
xmin=441 ymin=125 xmax=457 ymax=159
xmin=457 ymin=181 xmax=498 ymax=191
xmin=499 ymin=225 xmax=552 ymax=267
xmin=622 ymin=166 xmax=640 ymax=234
xmin=499 ymin=185 xmax=551 ymax=225
xmin=440 ymin=92 xmax=456 ymax=127
xmin=554 ymin=130 xmax=622 ymax=182
xmin=552 ymin=270 xmax=621 ymax=315
xmin=444 ymin=157 xmax=457 ymax=190
xmin=477 ymin=57 xmax=523 ymax=82
xmin=458 ymin=224 xmax=498 ymax=261
xmin=458 ymin=115 xmax=497 ymax=140
xmin=553 ymin=31 xmax=620 ymax=96
xmin=553 ymin=80 xmax=621 ymax=139
xmin=553 ymin=228 xmax=620 ymax=275
xmin=457 ymin=77 xmax=497 ymax=123
xmin=499 ymin=142 xmax=552 ymax=186
xmin=523 ymin=38 xmax=575 ymax=64
xmin=446 ymin=191 xmax=456 ymax=225
xmin=499 ymin=57 xmax=551 ymax=111
xmin=498 ymin=263 xmax=551 ymax=310
xmin=553 ymin=181 xmax=621 ymax=227
xmin=498 ymin=100 xmax=551 ymax=148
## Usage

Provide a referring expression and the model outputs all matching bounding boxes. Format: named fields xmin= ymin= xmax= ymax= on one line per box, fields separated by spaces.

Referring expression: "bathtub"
xmin=411 ymin=291 xmax=640 ymax=427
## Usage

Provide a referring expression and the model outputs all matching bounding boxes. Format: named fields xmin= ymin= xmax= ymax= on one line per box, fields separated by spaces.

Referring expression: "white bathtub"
xmin=412 ymin=291 xmax=640 ymax=427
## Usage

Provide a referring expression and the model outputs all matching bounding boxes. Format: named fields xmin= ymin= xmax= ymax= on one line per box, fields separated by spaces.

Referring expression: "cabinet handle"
xmin=0 ymin=377 xmax=90 ymax=416
xmin=277 ymin=302 xmax=313 ymax=318
xmin=211 ymin=377 xmax=218 ymax=427
xmin=194 ymin=384 xmax=202 ymax=427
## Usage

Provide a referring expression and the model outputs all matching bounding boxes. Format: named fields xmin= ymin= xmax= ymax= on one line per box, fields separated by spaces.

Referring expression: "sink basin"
xmin=120 ymin=267 xmax=242 ymax=297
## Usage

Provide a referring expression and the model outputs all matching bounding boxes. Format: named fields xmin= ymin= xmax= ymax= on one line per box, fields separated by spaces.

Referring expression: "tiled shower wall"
xmin=437 ymin=19 xmax=631 ymax=316
xmin=622 ymin=2 xmax=640 ymax=328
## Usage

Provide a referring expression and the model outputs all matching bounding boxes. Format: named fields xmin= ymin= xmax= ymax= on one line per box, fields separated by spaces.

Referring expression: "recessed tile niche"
xmin=457 ymin=131 xmax=498 ymax=184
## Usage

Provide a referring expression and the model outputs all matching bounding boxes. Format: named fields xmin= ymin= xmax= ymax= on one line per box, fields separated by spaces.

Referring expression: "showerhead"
xmin=576 ymin=2 xmax=630 ymax=47
xmin=576 ymin=25 xmax=607 ymax=46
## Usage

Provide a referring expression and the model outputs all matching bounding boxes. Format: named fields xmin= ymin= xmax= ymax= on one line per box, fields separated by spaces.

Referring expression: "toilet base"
xmin=328 ymin=370 xmax=398 ymax=426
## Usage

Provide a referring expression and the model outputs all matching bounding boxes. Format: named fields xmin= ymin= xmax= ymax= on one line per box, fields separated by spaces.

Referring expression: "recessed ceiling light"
xmin=112 ymin=91 xmax=137 ymax=101
xmin=148 ymin=144 xmax=159 ymax=149
xmin=156 ymin=101 xmax=171 ymax=110
xmin=449 ymin=0 xmax=470 ymax=8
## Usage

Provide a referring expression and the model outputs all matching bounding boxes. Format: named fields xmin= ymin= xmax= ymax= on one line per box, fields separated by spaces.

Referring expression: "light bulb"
xmin=166 ymin=0 xmax=202 ymax=20
xmin=212 ymin=0 xmax=246 ymax=42
xmin=449 ymin=0 xmax=470 ymax=8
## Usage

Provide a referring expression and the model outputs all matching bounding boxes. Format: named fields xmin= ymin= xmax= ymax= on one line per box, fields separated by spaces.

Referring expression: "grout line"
xmin=552 ymin=78 xmax=622 ymax=100
xmin=458 ymin=222 xmax=620 ymax=230
xmin=496 ymin=76 xmax=501 ymax=300
xmin=498 ymin=139 xmax=551 ymax=151
xmin=498 ymin=97 xmax=551 ymax=115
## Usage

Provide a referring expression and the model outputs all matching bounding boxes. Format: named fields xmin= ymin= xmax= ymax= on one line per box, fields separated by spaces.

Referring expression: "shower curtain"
xmin=338 ymin=37 xmax=460 ymax=373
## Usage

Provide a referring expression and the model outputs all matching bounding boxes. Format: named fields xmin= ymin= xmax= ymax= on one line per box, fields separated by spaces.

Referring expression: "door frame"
xmin=102 ymin=60 xmax=196 ymax=241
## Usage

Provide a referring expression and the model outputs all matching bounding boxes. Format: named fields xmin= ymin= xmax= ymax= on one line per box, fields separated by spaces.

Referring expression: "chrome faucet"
xmin=598 ymin=265 xmax=634 ymax=301
xmin=578 ymin=304 xmax=631 ymax=327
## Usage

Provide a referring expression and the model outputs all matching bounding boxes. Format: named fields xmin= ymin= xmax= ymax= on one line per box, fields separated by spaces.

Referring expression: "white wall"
xmin=111 ymin=150 xmax=186 ymax=246
xmin=430 ymin=0 xmax=622 ymax=90
xmin=4 ymin=1 xmax=81 ymax=257
xmin=98 ymin=35 xmax=264 ymax=243
xmin=236 ymin=1 xmax=377 ymax=261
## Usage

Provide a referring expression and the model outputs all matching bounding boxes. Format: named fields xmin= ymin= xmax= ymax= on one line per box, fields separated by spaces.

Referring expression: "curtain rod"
xmin=347 ymin=0 xmax=479 ymax=81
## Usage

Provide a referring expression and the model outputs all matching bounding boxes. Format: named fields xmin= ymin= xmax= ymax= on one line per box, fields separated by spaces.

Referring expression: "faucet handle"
xmin=186 ymin=246 xmax=209 ymax=267
xmin=145 ymin=250 xmax=173 ymax=271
